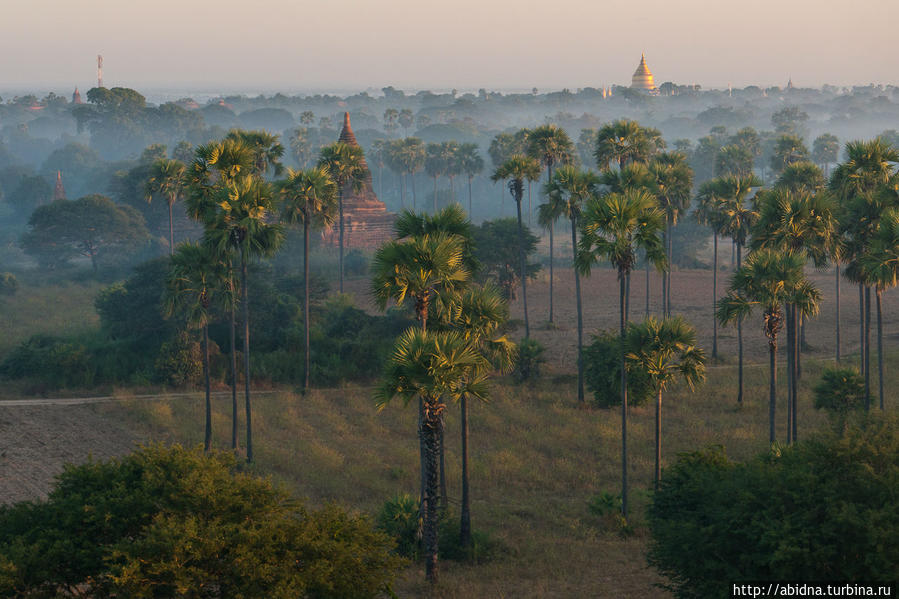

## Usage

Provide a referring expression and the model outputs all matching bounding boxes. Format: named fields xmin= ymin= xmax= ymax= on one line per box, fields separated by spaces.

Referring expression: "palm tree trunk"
xmin=241 ymin=252 xmax=253 ymax=462
xmin=712 ymin=233 xmax=718 ymax=359
xmin=422 ymin=401 xmax=441 ymax=584
xmin=548 ymin=225 xmax=554 ymax=324
xmin=877 ymin=288 xmax=884 ymax=410
xmin=338 ymin=190 xmax=344 ymax=294
xmin=203 ymin=323 xmax=211 ymax=452
xmin=516 ymin=194 xmax=529 ymax=338
xmin=791 ymin=305 xmax=799 ymax=443
xmin=769 ymin=338 xmax=777 ymax=444
xmin=468 ymin=176 xmax=473 ymax=217
xmin=460 ymin=393 xmax=471 ymax=547
xmin=859 ymin=283 xmax=865 ymax=373
xmin=786 ymin=306 xmax=795 ymax=444
xmin=666 ymin=220 xmax=673 ymax=316
xmin=654 ymin=387 xmax=662 ymax=486
xmin=865 ymin=286 xmax=871 ymax=410
xmin=797 ymin=314 xmax=804 ymax=379
xmin=835 ymin=262 xmax=841 ymax=362
xmin=412 ymin=172 xmax=417 ymax=210
xmin=527 ymin=181 xmax=531 ymax=227
xmin=645 ymin=260 xmax=650 ymax=318
xmin=619 ymin=271 xmax=629 ymax=518
xmin=661 ymin=228 xmax=667 ymax=317
xmin=230 ymin=286 xmax=238 ymax=450
xmin=572 ymin=217 xmax=584 ymax=402
xmin=304 ymin=218 xmax=311 ymax=392
xmin=439 ymin=413 xmax=447 ymax=511
xmin=737 ymin=242 xmax=743 ymax=405
xmin=168 ymin=199 xmax=175 ymax=255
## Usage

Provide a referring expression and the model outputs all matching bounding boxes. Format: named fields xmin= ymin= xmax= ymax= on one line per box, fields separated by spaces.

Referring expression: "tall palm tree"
xmin=288 ymin=127 xmax=314 ymax=169
xmin=492 ymin=155 xmax=541 ymax=339
xmin=145 ymin=158 xmax=186 ymax=254
xmin=718 ymin=250 xmax=820 ymax=444
xmin=163 ymin=243 xmax=229 ymax=451
xmin=528 ymin=126 xmax=574 ymax=323
xmin=713 ymin=174 xmax=762 ymax=405
xmin=183 ymin=138 xmax=255 ymax=451
xmin=578 ymin=187 xmax=666 ymax=518
xmin=694 ymin=179 xmax=728 ymax=360
xmin=225 ymin=129 xmax=285 ymax=178
xmin=443 ymin=141 xmax=462 ymax=202
xmin=375 ymin=328 xmax=489 ymax=584
xmin=649 ymin=152 xmax=694 ymax=316
xmin=205 ymin=177 xmax=284 ymax=462
xmin=594 ymin=119 xmax=660 ymax=171
xmin=457 ymin=143 xmax=484 ymax=216
xmin=859 ymin=207 xmax=899 ymax=411
xmin=425 ymin=143 xmax=447 ymax=212
xmin=278 ymin=167 xmax=338 ymax=392
xmin=393 ymin=204 xmax=478 ymax=274
xmin=318 ymin=142 xmax=367 ymax=294
xmin=623 ymin=316 xmax=705 ymax=484
xmin=544 ymin=165 xmax=601 ymax=401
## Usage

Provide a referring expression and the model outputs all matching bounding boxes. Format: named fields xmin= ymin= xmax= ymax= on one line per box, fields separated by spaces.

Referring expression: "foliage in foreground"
xmin=648 ymin=416 xmax=899 ymax=598
xmin=583 ymin=330 xmax=652 ymax=407
xmin=0 ymin=445 xmax=403 ymax=598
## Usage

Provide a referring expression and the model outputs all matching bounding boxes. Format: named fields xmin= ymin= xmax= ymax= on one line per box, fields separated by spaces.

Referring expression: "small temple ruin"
xmin=323 ymin=112 xmax=395 ymax=248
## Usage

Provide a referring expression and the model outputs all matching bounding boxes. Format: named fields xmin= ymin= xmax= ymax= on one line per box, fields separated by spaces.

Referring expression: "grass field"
xmin=2 ymin=266 xmax=896 ymax=597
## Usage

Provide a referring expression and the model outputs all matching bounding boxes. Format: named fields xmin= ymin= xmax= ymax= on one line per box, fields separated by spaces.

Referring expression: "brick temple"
xmin=323 ymin=112 xmax=395 ymax=249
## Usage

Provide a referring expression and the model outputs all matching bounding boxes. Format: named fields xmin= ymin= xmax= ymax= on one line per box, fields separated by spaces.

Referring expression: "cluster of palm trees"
xmin=149 ymin=129 xmax=371 ymax=461
xmin=707 ymin=139 xmax=899 ymax=447
xmin=371 ymin=138 xmax=485 ymax=213
xmin=372 ymin=207 xmax=514 ymax=584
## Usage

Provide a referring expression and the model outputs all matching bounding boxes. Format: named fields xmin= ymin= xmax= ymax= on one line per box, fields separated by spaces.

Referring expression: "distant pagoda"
xmin=72 ymin=88 xmax=83 ymax=104
xmin=323 ymin=112 xmax=395 ymax=249
xmin=53 ymin=171 xmax=66 ymax=202
xmin=631 ymin=53 xmax=657 ymax=93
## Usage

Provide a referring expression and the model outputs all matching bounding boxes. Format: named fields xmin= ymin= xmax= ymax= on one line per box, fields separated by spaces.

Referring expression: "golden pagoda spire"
xmin=631 ymin=53 xmax=655 ymax=91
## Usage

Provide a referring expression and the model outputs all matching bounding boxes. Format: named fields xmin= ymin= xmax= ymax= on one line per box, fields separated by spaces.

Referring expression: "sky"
xmin=2 ymin=0 xmax=898 ymax=94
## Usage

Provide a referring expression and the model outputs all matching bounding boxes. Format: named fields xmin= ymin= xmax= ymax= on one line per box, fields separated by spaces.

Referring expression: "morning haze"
xmin=2 ymin=0 xmax=898 ymax=90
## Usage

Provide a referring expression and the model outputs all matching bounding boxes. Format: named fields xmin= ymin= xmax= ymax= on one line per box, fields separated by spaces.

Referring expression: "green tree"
xmin=544 ymin=165 xmax=602 ymax=401
xmin=770 ymin=134 xmax=809 ymax=174
xmin=144 ymin=158 xmax=186 ymax=255
xmin=226 ymin=129 xmax=285 ymax=177
xmin=812 ymin=133 xmax=840 ymax=176
xmin=375 ymin=328 xmax=489 ymax=584
xmin=578 ymin=187 xmax=666 ymax=517
xmin=717 ymin=250 xmax=820 ymax=443
xmin=714 ymin=144 xmax=754 ymax=177
xmin=594 ymin=119 xmax=663 ymax=171
xmin=318 ymin=142 xmax=367 ymax=294
xmin=492 ymin=155 xmax=541 ymax=339
xmin=279 ymin=166 xmax=338 ymax=392
xmin=164 ymin=243 xmax=230 ymax=450
xmin=457 ymin=142 xmax=484 ymax=215
xmin=649 ymin=152 xmax=694 ymax=316
xmin=22 ymin=195 xmax=149 ymax=271
xmin=813 ymin=367 xmax=864 ymax=434
xmin=624 ymin=316 xmax=705 ymax=483
xmin=472 ymin=218 xmax=540 ymax=300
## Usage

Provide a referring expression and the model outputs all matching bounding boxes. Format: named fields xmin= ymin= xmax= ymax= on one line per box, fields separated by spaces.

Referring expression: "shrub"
xmin=584 ymin=330 xmax=652 ymax=407
xmin=587 ymin=491 xmax=628 ymax=533
xmin=153 ymin=330 xmax=205 ymax=386
xmin=813 ymin=366 xmax=865 ymax=434
xmin=376 ymin=493 xmax=420 ymax=559
xmin=0 ymin=272 xmax=16 ymax=296
xmin=0 ymin=445 xmax=403 ymax=597
xmin=0 ymin=335 xmax=94 ymax=389
xmin=514 ymin=338 xmax=545 ymax=382
xmin=648 ymin=417 xmax=899 ymax=598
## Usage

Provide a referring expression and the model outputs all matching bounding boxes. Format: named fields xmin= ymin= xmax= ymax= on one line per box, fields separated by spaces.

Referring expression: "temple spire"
xmin=53 ymin=171 xmax=66 ymax=202
xmin=338 ymin=111 xmax=359 ymax=146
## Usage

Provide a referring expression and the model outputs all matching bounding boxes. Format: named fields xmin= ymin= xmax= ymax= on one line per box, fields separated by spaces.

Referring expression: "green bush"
xmin=814 ymin=366 xmax=865 ymax=434
xmin=376 ymin=493 xmax=420 ymax=559
xmin=584 ymin=330 xmax=652 ymax=407
xmin=0 ymin=272 xmax=16 ymax=296
xmin=154 ymin=330 xmax=208 ymax=386
xmin=648 ymin=417 xmax=899 ymax=598
xmin=514 ymin=338 xmax=545 ymax=382
xmin=0 ymin=335 xmax=95 ymax=389
xmin=0 ymin=445 xmax=403 ymax=598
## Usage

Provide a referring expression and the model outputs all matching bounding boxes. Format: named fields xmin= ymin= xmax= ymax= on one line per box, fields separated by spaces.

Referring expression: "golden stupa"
xmin=631 ymin=53 xmax=656 ymax=91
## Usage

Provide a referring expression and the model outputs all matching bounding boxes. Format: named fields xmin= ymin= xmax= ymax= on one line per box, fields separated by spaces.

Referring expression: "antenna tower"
xmin=97 ymin=55 xmax=103 ymax=88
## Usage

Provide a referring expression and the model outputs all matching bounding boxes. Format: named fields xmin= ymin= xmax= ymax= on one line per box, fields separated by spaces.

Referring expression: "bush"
xmin=648 ymin=417 xmax=899 ymax=598
xmin=0 ymin=272 xmax=17 ymax=296
xmin=0 ymin=335 xmax=94 ymax=389
xmin=584 ymin=330 xmax=652 ymax=407
xmin=153 ymin=330 xmax=207 ymax=386
xmin=813 ymin=366 xmax=865 ymax=434
xmin=514 ymin=338 xmax=545 ymax=382
xmin=587 ymin=491 xmax=628 ymax=533
xmin=0 ymin=445 xmax=403 ymax=598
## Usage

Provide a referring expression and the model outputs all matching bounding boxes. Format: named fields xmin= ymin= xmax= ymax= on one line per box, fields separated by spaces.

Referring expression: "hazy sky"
xmin=3 ymin=0 xmax=898 ymax=93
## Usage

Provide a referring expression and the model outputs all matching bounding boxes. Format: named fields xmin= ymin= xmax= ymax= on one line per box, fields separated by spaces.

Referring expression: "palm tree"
xmin=145 ymin=158 xmax=186 ymax=254
xmin=204 ymin=177 xmax=284 ymax=462
xmin=859 ymin=207 xmax=899 ymax=411
xmin=578 ymin=187 xmax=666 ymax=518
xmin=318 ymin=142 xmax=367 ymax=294
xmin=288 ymin=127 xmax=314 ymax=169
xmin=278 ymin=167 xmax=338 ymax=392
xmin=623 ymin=316 xmax=705 ymax=484
xmin=649 ymin=152 xmax=694 ymax=316
xmin=457 ymin=143 xmax=484 ymax=216
xmin=375 ymin=328 xmax=489 ymax=584
xmin=812 ymin=133 xmax=840 ymax=177
xmin=718 ymin=250 xmax=820 ymax=444
xmin=443 ymin=141 xmax=462 ymax=202
xmin=544 ymin=165 xmax=601 ymax=401
xmin=163 ymin=243 xmax=229 ymax=451
xmin=594 ymin=119 xmax=662 ymax=171
xmin=492 ymin=155 xmax=541 ymax=339
xmin=225 ymin=129 xmax=285 ymax=178
xmin=393 ymin=204 xmax=478 ymax=274
xmin=694 ymin=179 xmax=728 ymax=360
xmin=528 ymin=125 xmax=574 ymax=323
xmin=425 ymin=143 xmax=447 ymax=212
xmin=713 ymin=174 xmax=762 ymax=404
